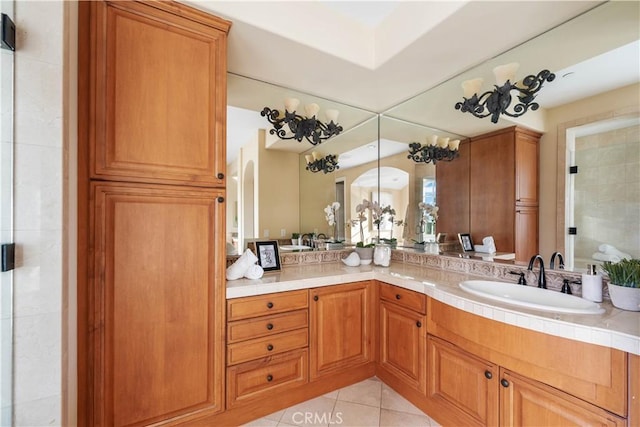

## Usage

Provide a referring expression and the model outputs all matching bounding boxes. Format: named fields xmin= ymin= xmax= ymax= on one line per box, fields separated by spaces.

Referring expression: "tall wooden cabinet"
xmin=436 ymin=126 xmax=540 ymax=260
xmin=78 ymin=1 xmax=231 ymax=425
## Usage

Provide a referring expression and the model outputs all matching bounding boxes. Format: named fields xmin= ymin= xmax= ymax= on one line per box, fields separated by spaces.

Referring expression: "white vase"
xmin=355 ymin=247 xmax=373 ymax=265
xmin=607 ymin=283 xmax=640 ymax=311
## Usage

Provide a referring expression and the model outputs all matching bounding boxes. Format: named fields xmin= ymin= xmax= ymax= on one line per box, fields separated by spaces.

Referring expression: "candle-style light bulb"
xmin=462 ymin=78 xmax=484 ymax=98
xmin=325 ymin=109 xmax=339 ymax=123
xmin=493 ymin=62 xmax=519 ymax=86
xmin=284 ymin=97 xmax=300 ymax=113
xmin=305 ymin=103 xmax=320 ymax=118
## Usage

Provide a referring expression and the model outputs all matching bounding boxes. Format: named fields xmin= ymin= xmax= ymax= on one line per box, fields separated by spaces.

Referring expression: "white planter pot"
xmin=607 ymin=283 xmax=640 ymax=311
xmin=355 ymin=247 xmax=374 ymax=265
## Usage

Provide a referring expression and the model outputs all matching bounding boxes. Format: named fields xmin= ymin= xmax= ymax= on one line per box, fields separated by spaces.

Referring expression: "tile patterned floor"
xmin=242 ymin=377 xmax=442 ymax=427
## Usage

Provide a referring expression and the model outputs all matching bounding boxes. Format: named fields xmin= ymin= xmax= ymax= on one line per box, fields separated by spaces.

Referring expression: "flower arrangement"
xmin=353 ymin=199 xmax=381 ymax=247
xmin=415 ymin=202 xmax=439 ymax=243
xmin=324 ymin=202 xmax=340 ymax=241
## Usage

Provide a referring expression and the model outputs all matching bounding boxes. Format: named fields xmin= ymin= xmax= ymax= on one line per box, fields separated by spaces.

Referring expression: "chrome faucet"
xmin=550 ymin=251 xmax=564 ymax=270
xmin=301 ymin=233 xmax=312 ymax=247
xmin=527 ymin=255 xmax=547 ymax=289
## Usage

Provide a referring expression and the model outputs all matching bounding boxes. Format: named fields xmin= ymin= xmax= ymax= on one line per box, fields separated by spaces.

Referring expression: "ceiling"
xmin=184 ymin=1 xmax=640 ymax=163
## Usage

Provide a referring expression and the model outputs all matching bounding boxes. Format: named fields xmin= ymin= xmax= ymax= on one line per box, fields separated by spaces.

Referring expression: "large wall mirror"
xmin=227 ymin=1 xmax=639 ymax=271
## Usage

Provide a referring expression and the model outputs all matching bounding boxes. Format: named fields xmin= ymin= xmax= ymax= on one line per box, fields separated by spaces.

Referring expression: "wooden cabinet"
xmin=79 ymin=2 xmax=231 ymax=425
xmin=309 ymin=282 xmax=375 ymax=380
xmin=89 ymin=182 xmax=226 ymax=426
xmin=378 ymin=284 xmax=427 ymax=394
xmin=500 ymin=370 xmax=626 ymax=426
xmin=427 ymin=335 xmax=626 ymax=427
xmin=436 ymin=141 xmax=470 ymax=236
xmin=469 ymin=126 xmax=540 ymax=260
xmin=226 ymin=291 xmax=309 ymax=408
xmin=427 ymin=336 xmax=498 ymax=426
xmin=89 ymin=0 xmax=229 ymax=187
xmin=427 ymin=298 xmax=627 ymax=419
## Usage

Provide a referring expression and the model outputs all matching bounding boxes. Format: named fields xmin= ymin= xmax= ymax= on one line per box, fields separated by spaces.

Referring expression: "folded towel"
xmin=226 ymin=248 xmax=258 ymax=280
xmin=244 ymin=264 xmax=264 ymax=280
xmin=592 ymin=252 xmax=621 ymax=263
xmin=598 ymin=244 xmax=632 ymax=260
xmin=474 ymin=236 xmax=496 ymax=254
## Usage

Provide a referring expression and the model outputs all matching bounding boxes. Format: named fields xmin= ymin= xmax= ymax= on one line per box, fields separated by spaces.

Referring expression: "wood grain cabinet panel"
xmin=90 ymin=182 xmax=226 ymax=426
xmin=227 ymin=329 xmax=309 ymax=366
xmin=309 ymin=282 xmax=374 ymax=380
xmin=427 ymin=335 xmax=499 ymax=427
xmin=379 ymin=283 xmax=426 ymax=314
xmin=90 ymin=0 xmax=230 ymax=186
xmin=227 ymin=309 xmax=308 ymax=343
xmin=379 ymin=301 xmax=427 ymax=394
xmin=435 ymin=141 xmax=470 ymax=236
xmin=500 ymin=370 xmax=626 ymax=426
xmin=227 ymin=290 xmax=309 ymax=321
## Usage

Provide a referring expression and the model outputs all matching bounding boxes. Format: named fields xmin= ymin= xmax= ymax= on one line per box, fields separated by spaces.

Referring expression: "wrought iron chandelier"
xmin=305 ymin=152 xmax=339 ymax=174
xmin=261 ymin=98 xmax=343 ymax=145
xmin=455 ymin=63 xmax=555 ymax=124
xmin=407 ymin=135 xmax=460 ymax=164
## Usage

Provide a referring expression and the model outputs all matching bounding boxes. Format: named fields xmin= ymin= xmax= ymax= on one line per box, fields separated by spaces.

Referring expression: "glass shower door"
xmin=0 ymin=2 xmax=14 ymax=425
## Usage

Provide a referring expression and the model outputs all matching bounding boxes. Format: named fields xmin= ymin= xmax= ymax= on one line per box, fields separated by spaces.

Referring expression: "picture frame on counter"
xmin=255 ymin=240 xmax=281 ymax=272
xmin=458 ymin=233 xmax=474 ymax=252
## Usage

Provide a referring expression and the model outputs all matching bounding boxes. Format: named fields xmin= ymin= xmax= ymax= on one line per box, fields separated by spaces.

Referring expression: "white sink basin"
xmin=279 ymin=245 xmax=312 ymax=251
xmin=459 ymin=280 xmax=605 ymax=315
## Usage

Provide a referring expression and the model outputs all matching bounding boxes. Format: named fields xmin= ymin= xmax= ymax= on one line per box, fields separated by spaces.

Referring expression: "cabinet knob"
xmin=395 ymin=294 xmax=401 ymax=300
xmin=500 ymin=378 xmax=510 ymax=388
xmin=267 ymin=302 xmax=274 ymax=309
xmin=266 ymin=374 xmax=273 ymax=382
xmin=217 ymin=173 xmax=225 ymax=179
xmin=217 ymin=196 xmax=225 ymax=203
xmin=416 ymin=321 xmax=422 ymax=328
xmin=266 ymin=323 xmax=274 ymax=330
xmin=313 ymin=295 xmax=319 ymax=301
xmin=484 ymin=370 xmax=493 ymax=380
xmin=267 ymin=344 xmax=274 ymax=351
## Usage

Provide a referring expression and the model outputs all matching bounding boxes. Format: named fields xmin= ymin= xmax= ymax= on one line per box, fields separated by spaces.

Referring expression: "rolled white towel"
xmin=598 ymin=244 xmax=632 ymax=260
xmin=226 ymin=248 xmax=258 ymax=280
xmin=244 ymin=264 xmax=264 ymax=280
xmin=474 ymin=236 xmax=496 ymax=254
xmin=592 ymin=252 xmax=621 ymax=263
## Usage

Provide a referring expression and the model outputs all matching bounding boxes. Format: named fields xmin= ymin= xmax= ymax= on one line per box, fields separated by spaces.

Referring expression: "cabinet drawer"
xmin=227 ymin=349 xmax=308 ymax=408
xmin=227 ymin=310 xmax=308 ymax=343
xmin=227 ymin=290 xmax=308 ymax=321
xmin=380 ymin=284 xmax=426 ymax=314
xmin=227 ymin=328 xmax=308 ymax=366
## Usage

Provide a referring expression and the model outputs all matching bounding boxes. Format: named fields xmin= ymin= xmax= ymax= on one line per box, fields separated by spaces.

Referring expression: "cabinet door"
xmin=90 ymin=182 xmax=225 ymax=426
xmin=515 ymin=133 xmax=539 ymax=205
xmin=500 ymin=370 xmax=626 ymax=426
xmin=90 ymin=1 xmax=229 ymax=186
xmin=436 ymin=141 xmax=470 ymax=235
xmin=469 ymin=131 xmax=515 ymax=252
xmin=427 ymin=336 xmax=499 ymax=427
xmin=309 ymin=282 xmax=374 ymax=379
xmin=515 ymin=206 xmax=539 ymax=261
xmin=379 ymin=301 xmax=426 ymax=394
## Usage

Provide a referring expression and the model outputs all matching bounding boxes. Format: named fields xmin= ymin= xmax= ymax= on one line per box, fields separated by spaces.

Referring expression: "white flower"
xmin=324 ymin=202 xmax=340 ymax=227
xmin=419 ymin=202 xmax=439 ymax=221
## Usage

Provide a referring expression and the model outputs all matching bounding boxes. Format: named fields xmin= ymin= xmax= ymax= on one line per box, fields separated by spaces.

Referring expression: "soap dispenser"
xmin=581 ymin=264 xmax=602 ymax=302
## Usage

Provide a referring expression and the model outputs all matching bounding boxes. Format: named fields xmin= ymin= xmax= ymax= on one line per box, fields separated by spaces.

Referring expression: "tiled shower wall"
xmin=574 ymin=124 xmax=640 ymax=261
xmin=12 ymin=1 xmax=65 ymax=425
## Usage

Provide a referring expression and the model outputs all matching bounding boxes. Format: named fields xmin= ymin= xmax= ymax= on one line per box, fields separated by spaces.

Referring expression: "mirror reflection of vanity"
xmin=227 ymin=1 xmax=639 ymax=270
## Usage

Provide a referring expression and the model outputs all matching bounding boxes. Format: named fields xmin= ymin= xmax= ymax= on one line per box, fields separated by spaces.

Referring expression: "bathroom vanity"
xmin=215 ymin=253 xmax=639 ymax=426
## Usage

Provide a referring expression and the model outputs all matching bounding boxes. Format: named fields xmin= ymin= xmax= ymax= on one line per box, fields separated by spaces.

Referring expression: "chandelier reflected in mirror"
xmin=305 ymin=151 xmax=339 ymax=174
xmin=455 ymin=62 xmax=555 ymax=124
xmin=261 ymin=98 xmax=343 ymax=145
xmin=407 ymin=135 xmax=460 ymax=164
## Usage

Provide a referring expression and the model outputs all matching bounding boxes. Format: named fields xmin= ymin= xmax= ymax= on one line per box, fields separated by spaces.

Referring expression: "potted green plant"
xmin=601 ymin=259 xmax=640 ymax=311
xmin=291 ymin=233 xmax=301 ymax=246
xmin=355 ymin=241 xmax=375 ymax=265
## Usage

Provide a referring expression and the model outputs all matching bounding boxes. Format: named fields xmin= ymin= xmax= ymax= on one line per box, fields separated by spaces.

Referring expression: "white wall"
xmin=12 ymin=1 xmax=68 ymax=425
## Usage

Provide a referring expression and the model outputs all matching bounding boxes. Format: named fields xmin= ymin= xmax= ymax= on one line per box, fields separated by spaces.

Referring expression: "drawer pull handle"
xmin=313 ymin=295 xmax=319 ymax=301
xmin=500 ymin=379 xmax=509 ymax=388
xmin=217 ymin=173 xmax=225 ymax=179
xmin=266 ymin=323 xmax=274 ymax=330
xmin=484 ymin=371 xmax=493 ymax=380
xmin=267 ymin=344 xmax=274 ymax=351
xmin=266 ymin=374 xmax=273 ymax=382
xmin=416 ymin=321 xmax=422 ymax=328
xmin=217 ymin=196 xmax=224 ymax=203
xmin=395 ymin=294 xmax=401 ymax=300
xmin=267 ymin=302 xmax=274 ymax=309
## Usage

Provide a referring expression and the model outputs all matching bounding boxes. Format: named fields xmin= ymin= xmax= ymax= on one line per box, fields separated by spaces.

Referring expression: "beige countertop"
xmin=226 ymin=262 xmax=640 ymax=355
